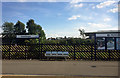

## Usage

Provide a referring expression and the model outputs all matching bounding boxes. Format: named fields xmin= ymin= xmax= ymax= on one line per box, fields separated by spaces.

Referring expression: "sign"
xmin=116 ymin=38 xmax=120 ymax=50
xmin=16 ymin=35 xmax=39 ymax=38
xmin=97 ymin=37 xmax=105 ymax=50
xmin=96 ymin=33 xmax=119 ymax=37
xmin=96 ymin=34 xmax=107 ymax=37
xmin=107 ymin=38 xmax=115 ymax=50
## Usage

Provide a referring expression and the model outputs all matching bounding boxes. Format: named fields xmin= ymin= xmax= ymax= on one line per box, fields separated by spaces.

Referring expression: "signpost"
xmin=16 ymin=35 xmax=39 ymax=38
xmin=96 ymin=33 xmax=119 ymax=37
xmin=16 ymin=35 xmax=40 ymax=59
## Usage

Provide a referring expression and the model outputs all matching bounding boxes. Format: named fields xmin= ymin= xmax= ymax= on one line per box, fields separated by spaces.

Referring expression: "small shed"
xmin=85 ymin=30 xmax=120 ymax=50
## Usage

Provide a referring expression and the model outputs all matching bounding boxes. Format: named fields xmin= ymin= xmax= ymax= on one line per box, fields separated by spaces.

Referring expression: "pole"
xmin=94 ymin=33 xmax=97 ymax=61
xmin=74 ymin=44 xmax=76 ymax=60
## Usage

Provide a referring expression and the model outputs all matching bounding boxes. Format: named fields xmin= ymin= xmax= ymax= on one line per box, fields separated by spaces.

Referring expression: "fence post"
xmin=119 ymin=51 xmax=120 ymax=61
xmin=57 ymin=43 xmax=59 ymax=51
xmin=94 ymin=33 xmax=97 ymax=61
xmin=25 ymin=43 xmax=27 ymax=60
xmin=91 ymin=44 xmax=93 ymax=60
xmin=109 ymin=50 xmax=111 ymax=61
xmin=39 ymin=43 xmax=41 ymax=60
xmin=9 ymin=44 xmax=11 ymax=60
xmin=74 ymin=44 xmax=76 ymax=60
xmin=40 ymin=43 xmax=43 ymax=60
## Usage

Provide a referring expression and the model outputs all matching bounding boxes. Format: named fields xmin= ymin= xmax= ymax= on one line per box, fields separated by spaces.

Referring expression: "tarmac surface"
xmin=2 ymin=60 xmax=120 ymax=78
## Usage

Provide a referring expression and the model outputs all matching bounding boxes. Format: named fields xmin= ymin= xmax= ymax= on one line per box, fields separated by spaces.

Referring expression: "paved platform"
xmin=2 ymin=60 xmax=120 ymax=77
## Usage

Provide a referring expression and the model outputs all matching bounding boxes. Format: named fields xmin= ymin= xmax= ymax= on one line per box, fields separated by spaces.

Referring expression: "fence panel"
xmin=1 ymin=44 xmax=120 ymax=61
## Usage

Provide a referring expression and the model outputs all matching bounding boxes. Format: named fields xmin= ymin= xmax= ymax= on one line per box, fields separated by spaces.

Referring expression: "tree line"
xmin=2 ymin=19 xmax=46 ymax=44
xmin=2 ymin=19 xmax=94 ymax=45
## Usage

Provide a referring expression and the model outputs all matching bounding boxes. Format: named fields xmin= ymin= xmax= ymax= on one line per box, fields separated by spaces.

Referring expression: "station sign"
xmin=16 ymin=35 xmax=39 ymax=38
xmin=96 ymin=33 xmax=119 ymax=37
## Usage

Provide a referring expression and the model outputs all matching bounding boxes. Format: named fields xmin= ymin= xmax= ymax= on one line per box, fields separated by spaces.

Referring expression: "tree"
xmin=67 ymin=38 xmax=76 ymax=45
xmin=26 ymin=19 xmax=36 ymax=34
xmin=78 ymin=29 xmax=86 ymax=39
xmin=14 ymin=21 xmax=26 ymax=44
xmin=26 ymin=19 xmax=45 ymax=35
xmin=2 ymin=22 xmax=15 ymax=44
xmin=26 ymin=19 xmax=46 ymax=44
xmin=2 ymin=22 xmax=14 ymax=38
xmin=14 ymin=20 xmax=26 ymax=34
xmin=2 ymin=19 xmax=46 ymax=44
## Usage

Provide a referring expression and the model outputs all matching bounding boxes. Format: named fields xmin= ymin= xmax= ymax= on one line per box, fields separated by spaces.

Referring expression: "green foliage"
xmin=26 ymin=19 xmax=36 ymax=34
xmin=26 ymin=19 xmax=46 ymax=44
xmin=43 ymin=40 xmax=59 ymax=44
xmin=43 ymin=38 xmax=94 ymax=45
xmin=2 ymin=22 xmax=14 ymax=33
xmin=2 ymin=22 xmax=15 ymax=38
xmin=59 ymin=40 xmax=67 ymax=44
xmin=14 ymin=20 xmax=26 ymax=34
xmin=2 ymin=19 xmax=46 ymax=44
xmin=26 ymin=19 xmax=45 ymax=35
xmin=67 ymin=38 xmax=76 ymax=45
xmin=2 ymin=19 xmax=93 ymax=45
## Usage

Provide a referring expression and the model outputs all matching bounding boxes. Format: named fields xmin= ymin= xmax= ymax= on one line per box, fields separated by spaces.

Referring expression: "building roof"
xmin=85 ymin=30 xmax=120 ymax=35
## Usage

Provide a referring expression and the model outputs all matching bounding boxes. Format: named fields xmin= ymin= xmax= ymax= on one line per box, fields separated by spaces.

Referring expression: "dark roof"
xmin=85 ymin=30 xmax=120 ymax=34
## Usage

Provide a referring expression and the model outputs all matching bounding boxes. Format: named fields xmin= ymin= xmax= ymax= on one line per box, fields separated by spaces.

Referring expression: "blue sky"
xmin=2 ymin=0 xmax=118 ymax=38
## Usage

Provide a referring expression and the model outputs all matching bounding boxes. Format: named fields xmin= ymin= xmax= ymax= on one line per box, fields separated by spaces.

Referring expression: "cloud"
xmin=74 ymin=23 xmax=117 ymax=33
xmin=70 ymin=0 xmax=83 ymax=4
xmin=48 ymin=0 xmax=56 ymax=2
xmin=100 ymin=27 xmax=117 ymax=30
xmin=46 ymin=33 xmax=59 ymax=38
xmin=108 ymin=8 xmax=118 ymax=13
xmin=74 ymin=22 xmax=117 ymax=33
xmin=70 ymin=3 xmax=84 ymax=8
xmin=46 ymin=31 xmax=80 ymax=38
xmin=96 ymin=1 xmax=116 ymax=8
xmin=18 ymin=0 xmax=27 ymax=2
xmin=107 ymin=3 xmax=118 ymax=13
xmin=88 ymin=23 xmax=112 ymax=28
xmin=80 ymin=15 xmax=93 ymax=20
xmin=104 ymin=18 xmax=111 ymax=22
xmin=68 ymin=15 xmax=80 ymax=20
xmin=73 ymin=3 xmax=83 ymax=8
xmin=0 ymin=27 xmax=3 ymax=33
xmin=92 ymin=6 xmax=95 ymax=9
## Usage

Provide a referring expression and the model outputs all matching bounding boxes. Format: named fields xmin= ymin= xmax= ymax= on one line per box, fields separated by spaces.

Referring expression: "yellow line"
xmin=0 ymin=75 xmax=117 ymax=78
xmin=0 ymin=75 xmax=64 ymax=76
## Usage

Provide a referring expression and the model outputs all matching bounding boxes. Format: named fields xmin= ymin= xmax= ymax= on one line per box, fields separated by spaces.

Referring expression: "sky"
xmin=1 ymin=0 xmax=119 ymax=38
